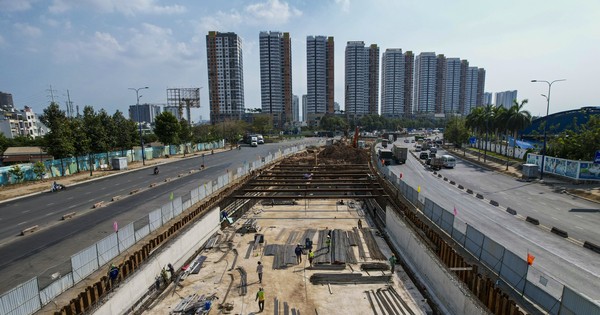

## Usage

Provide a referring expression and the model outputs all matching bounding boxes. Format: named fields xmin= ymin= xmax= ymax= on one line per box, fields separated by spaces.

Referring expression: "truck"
xmin=428 ymin=156 xmax=444 ymax=171
xmin=250 ymin=136 xmax=258 ymax=147
xmin=256 ymin=134 xmax=264 ymax=144
xmin=391 ymin=144 xmax=408 ymax=164
xmin=378 ymin=149 xmax=393 ymax=166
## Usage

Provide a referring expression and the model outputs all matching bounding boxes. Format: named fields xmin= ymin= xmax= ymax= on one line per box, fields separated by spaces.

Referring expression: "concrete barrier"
xmin=129 ymin=189 xmax=140 ymax=195
xmin=550 ymin=227 xmax=568 ymax=238
xmin=525 ymin=216 xmax=540 ymax=225
xmin=506 ymin=208 xmax=517 ymax=215
xmin=178 ymin=173 xmax=184 ymax=177
xmin=476 ymin=193 xmax=484 ymax=199
xmin=111 ymin=195 xmax=122 ymax=201
xmin=164 ymin=178 xmax=172 ymax=182
xmin=21 ymin=225 xmax=39 ymax=235
xmin=489 ymin=200 xmax=499 ymax=206
xmin=149 ymin=183 xmax=157 ymax=187
xmin=466 ymin=189 xmax=473 ymax=194
xmin=450 ymin=180 xmax=455 ymax=185
xmin=93 ymin=201 xmax=105 ymax=209
xmin=583 ymin=241 xmax=600 ymax=254
xmin=62 ymin=212 xmax=76 ymax=220
xmin=438 ymin=174 xmax=442 ymax=178
xmin=443 ymin=177 xmax=448 ymax=181
xmin=433 ymin=171 xmax=437 ymax=175
xmin=457 ymin=184 xmax=464 ymax=189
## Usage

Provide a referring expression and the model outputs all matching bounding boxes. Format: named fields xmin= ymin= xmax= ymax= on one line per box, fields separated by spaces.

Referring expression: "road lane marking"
xmin=67 ymin=196 xmax=74 ymax=200
xmin=17 ymin=221 xmax=27 ymax=226
xmin=575 ymin=226 xmax=583 ymax=230
xmin=22 ymin=210 xmax=30 ymax=214
xmin=85 ymin=191 xmax=91 ymax=195
xmin=47 ymin=203 xmax=54 ymax=206
xmin=575 ymin=215 xmax=583 ymax=219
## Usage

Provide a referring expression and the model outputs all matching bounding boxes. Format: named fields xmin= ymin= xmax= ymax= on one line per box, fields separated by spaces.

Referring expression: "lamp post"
xmin=531 ymin=79 xmax=565 ymax=180
xmin=129 ymin=87 xmax=149 ymax=165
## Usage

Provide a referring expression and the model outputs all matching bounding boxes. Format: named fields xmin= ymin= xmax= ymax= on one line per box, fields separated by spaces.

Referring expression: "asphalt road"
xmin=386 ymin=137 xmax=600 ymax=302
xmin=0 ymin=139 xmax=319 ymax=293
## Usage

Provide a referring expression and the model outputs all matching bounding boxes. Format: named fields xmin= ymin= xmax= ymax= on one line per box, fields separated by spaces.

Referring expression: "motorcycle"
xmin=51 ymin=182 xmax=66 ymax=192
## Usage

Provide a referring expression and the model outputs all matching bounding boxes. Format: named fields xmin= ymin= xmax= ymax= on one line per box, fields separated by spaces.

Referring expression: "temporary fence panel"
xmin=560 ymin=286 xmax=600 ymax=315
xmin=135 ymin=224 xmax=150 ymax=242
xmin=161 ymin=202 xmax=174 ymax=223
xmin=172 ymin=196 xmax=183 ymax=217
xmin=523 ymin=280 xmax=560 ymax=315
xmin=480 ymin=237 xmax=505 ymax=274
xmin=199 ymin=185 xmax=206 ymax=201
xmin=39 ymin=273 xmax=73 ymax=306
xmin=182 ymin=198 xmax=191 ymax=212
xmin=96 ymin=233 xmax=119 ymax=266
xmin=217 ymin=175 xmax=224 ymax=190
xmin=205 ymin=181 xmax=213 ymax=196
xmin=439 ymin=206 xmax=455 ymax=235
xmin=117 ymin=223 xmax=135 ymax=253
xmin=527 ymin=266 xmax=564 ymax=299
xmin=149 ymin=208 xmax=162 ymax=232
xmin=71 ymin=244 xmax=99 ymax=283
xmin=499 ymin=250 xmax=527 ymax=292
xmin=0 ymin=277 xmax=40 ymax=315
xmin=423 ymin=198 xmax=434 ymax=220
xmin=191 ymin=187 xmax=200 ymax=205
xmin=451 ymin=228 xmax=466 ymax=247
xmin=464 ymin=225 xmax=484 ymax=259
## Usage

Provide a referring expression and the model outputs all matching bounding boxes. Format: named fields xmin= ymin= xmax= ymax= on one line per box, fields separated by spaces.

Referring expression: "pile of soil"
xmin=317 ymin=143 xmax=369 ymax=164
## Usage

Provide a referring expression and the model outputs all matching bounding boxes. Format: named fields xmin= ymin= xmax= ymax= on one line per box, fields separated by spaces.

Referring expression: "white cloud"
xmin=0 ymin=0 xmax=34 ymax=12
xmin=245 ymin=0 xmax=302 ymax=25
xmin=49 ymin=0 xmax=186 ymax=15
xmin=198 ymin=10 xmax=243 ymax=31
xmin=13 ymin=23 xmax=42 ymax=38
xmin=334 ymin=0 xmax=350 ymax=13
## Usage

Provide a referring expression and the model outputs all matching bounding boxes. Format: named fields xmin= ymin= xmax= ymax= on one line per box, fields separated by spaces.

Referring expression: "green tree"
xmin=154 ymin=112 xmax=180 ymax=154
xmin=320 ymin=114 xmax=348 ymax=133
xmin=70 ymin=118 xmax=91 ymax=173
xmin=178 ymin=120 xmax=193 ymax=156
xmin=33 ymin=161 xmax=46 ymax=180
xmin=8 ymin=164 xmax=25 ymax=183
xmin=506 ymin=99 xmax=532 ymax=159
xmin=252 ymin=115 xmax=273 ymax=135
xmin=192 ymin=124 xmax=219 ymax=143
xmin=40 ymin=102 xmax=74 ymax=175
xmin=548 ymin=115 xmax=600 ymax=160
xmin=0 ymin=133 xmax=9 ymax=154
xmin=113 ymin=110 xmax=138 ymax=155
xmin=444 ymin=116 xmax=469 ymax=148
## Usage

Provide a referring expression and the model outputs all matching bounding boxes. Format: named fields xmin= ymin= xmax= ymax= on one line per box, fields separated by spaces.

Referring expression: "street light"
xmin=129 ymin=87 xmax=149 ymax=165
xmin=531 ymin=79 xmax=566 ymax=180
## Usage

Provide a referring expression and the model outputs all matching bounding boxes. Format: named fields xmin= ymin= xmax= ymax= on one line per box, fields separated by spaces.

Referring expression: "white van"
xmin=250 ymin=136 xmax=258 ymax=147
xmin=257 ymin=134 xmax=264 ymax=144
xmin=441 ymin=155 xmax=456 ymax=168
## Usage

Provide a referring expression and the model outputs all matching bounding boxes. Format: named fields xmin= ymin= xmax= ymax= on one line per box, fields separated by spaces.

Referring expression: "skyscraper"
xmin=464 ymin=67 xmax=479 ymax=115
xmin=206 ymin=31 xmax=245 ymax=123
xmin=414 ymin=52 xmax=437 ymax=113
xmin=381 ymin=49 xmax=405 ymax=118
xmin=483 ymin=92 xmax=493 ymax=105
xmin=477 ymin=68 xmax=486 ymax=107
xmin=444 ymin=58 xmax=461 ymax=114
xmin=259 ymin=31 xmax=292 ymax=128
xmin=306 ymin=36 xmax=334 ymax=116
xmin=458 ymin=59 xmax=469 ymax=115
xmin=495 ymin=90 xmax=518 ymax=108
xmin=345 ymin=41 xmax=379 ymax=116
xmin=292 ymin=94 xmax=299 ymax=122
xmin=435 ymin=54 xmax=446 ymax=114
xmin=404 ymin=51 xmax=414 ymax=116
xmin=302 ymin=94 xmax=307 ymax=122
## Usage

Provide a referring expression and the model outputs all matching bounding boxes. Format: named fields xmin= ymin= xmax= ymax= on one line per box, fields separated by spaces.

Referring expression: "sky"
xmin=1 ymin=0 xmax=599 ymax=122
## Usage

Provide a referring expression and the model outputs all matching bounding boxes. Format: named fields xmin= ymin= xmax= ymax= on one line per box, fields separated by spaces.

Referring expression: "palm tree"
xmin=466 ymin=107 xmax=486 ymax=161
xmin=506 ymin=99 xmax=532 ymax=160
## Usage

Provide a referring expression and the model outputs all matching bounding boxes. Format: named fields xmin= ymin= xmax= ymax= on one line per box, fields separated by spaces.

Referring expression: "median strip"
xmin=62 ymin=212 xmax=76 ymax=220
xmin=525 ymin=216 xmax=540 ymax=225
xmin=550 ymin=227 xmax=568 ymax=238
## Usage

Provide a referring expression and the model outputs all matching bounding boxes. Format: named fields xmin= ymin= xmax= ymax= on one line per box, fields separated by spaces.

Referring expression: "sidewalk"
xmin=0 ymin=147 xmax=230 ymax=203
xmin=444 ymin=146 xmax=600 ymax=204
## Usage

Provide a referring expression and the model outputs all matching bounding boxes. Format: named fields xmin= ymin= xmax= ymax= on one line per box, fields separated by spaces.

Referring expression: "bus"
xmin=441 ymin=155 xmax=456 ymax=168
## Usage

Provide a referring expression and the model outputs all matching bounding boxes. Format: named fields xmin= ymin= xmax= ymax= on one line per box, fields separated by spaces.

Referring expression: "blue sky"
xmin=0 ymin=0 xmax=598 ymax=122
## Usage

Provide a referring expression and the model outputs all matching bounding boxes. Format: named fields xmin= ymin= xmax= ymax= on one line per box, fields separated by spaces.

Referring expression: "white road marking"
xmin=551 ymin=216 xmax=558 ymax=220
xmin=67 ymin=196 xmax=74 ymax=200
xmin=575 ymin=215 xmax=583 ymax=219
xmin=68 ymin=205 xmax=76 ymax=209
xmin=47 ymin=203 xmax=54 ymax=206
xmin=85 ymin=191 xmax=91 ymax=195
xmin=575 ymin=226 xmax=584 ymax=230
xmin=22 ymin=210 xmax=30 ymax=214
xmin=17 ymin=221 xmax=27 ymax=226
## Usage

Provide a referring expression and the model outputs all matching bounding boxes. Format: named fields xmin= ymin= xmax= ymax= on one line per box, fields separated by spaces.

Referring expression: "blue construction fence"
xmin=0 ymin=140 xmax=225 ymax=186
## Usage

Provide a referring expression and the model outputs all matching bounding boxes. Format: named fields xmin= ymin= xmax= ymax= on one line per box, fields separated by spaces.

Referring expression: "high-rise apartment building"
xmin=292 ymin=94 xmax=299 ymax=122
xmin=302 ymin=94 xmax=307 ymax=122
xmin=259 ymin=31 xmax=292 ymax=128
xmin=477 ymin=68 xmax=486 ymax=107
xmin=345 ymin=41 xmax=379 ymax=116
xmin=435 ymin=54 xmax=446 ymax=114
xmin=444 ymin=58 xmax=461 ymax=114
xmin=463 ymin=67 xmax=479 ymax=115
xmin=129 ymin=104 xmax=162 ymax=123
xmin=414 ymin=52 xmax=437 ymax=113
xmin=381 ymin=49 xmax=406 ymax=118
xmin=495 ymin=90 xmax=518 ymax=108
xmin=404 ymin=51 xmax=414 ymax=116
xmin=458 ymin=60 xmax=469 ymax=115
xmin=206 ymin=31 xmax=245 ymax=123
xmin=483 ymin=92 xmax=493 ymax=105
xmin=306 ymin=36 xmax=334 ymax=116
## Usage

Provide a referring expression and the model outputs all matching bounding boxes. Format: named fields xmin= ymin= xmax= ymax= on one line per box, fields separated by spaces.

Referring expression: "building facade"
xmin=0 ymin=106 xmax=48 ymax=139
xmin=206 ymin=31 xmax=245 ymax=123
xmin=302 ymin=94 xmax=307 ymax=122
xmin=129 ymin=104 xmax=162 ymax=124
xmin=306 ymin=36 xmax=334 ymax=118
xmin=495 ymin=90 xmax=518 ymax=108
xmin=259 ymin=31 xmax=292 ymax=128
xmin=292 ymin=94 xmax=299 ymax=122
xmin=463 ymin=67 xmax=479 ymax=115
xmin=381 ymin=48 xmax=405 ymax=118
xmin=443 ymin=58 xmax=461 ymax=114
xmin=413 ymin=52 xmax=437 ymax=113
xmin=344 ymin=42 xmax=379 ymax=116
xmin=477 ymin=68 xmax=486 ymax=108
xmin=0 ymin=92 xmax=14 ymax=111
xmin=404 ymin=51 xmax=414 ymax=116
xmin=483 ymin=92 xmax=493 ymax=105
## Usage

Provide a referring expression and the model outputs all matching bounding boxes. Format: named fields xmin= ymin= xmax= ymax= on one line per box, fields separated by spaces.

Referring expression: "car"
xmin=410 ymin=139 xmax=415 ymax=143
xmin=429 ymin=152 xmax=436 ymax=159
xmin=419 ymin=152 xmax=429 ymax=159
xmin=429 ymin=147 xmax=438 ymax=154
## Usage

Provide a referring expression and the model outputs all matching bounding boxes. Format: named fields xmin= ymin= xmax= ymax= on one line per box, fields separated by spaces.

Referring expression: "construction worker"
xmin=389 ymin=253 xmax=397 ymax=273
xmin=256 ymin=261 xmax=263 ymax=284
xmin=256 ymin=287 xmax=265 ymax=312
xmin=358 ymin=219 xmax=362 ymax=229
xmin=295 ymin=244 xmax=303 ymax=264
xmin=326 ymin=235 xmax=331 ymax=252
xmin=308 ymin=249 xmax=315 ymax=267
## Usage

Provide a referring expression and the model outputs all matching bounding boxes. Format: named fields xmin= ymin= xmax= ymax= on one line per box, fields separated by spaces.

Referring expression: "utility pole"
xmin=66 ymin=90 xmax=74 ymax=118
xmin=47 ymin=85 xmax=58 ymax=103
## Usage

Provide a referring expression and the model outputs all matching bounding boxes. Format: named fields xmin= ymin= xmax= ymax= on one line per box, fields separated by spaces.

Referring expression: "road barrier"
xmin=550 ymin=227 xmax=568 ymax=238
xmin=93 ymin=201 xmax=105 ymax=208
xmin=129 ymin=189 xmax=140 ymax=195
xmin=443 ymin=177 xmax=448 ymax=181
xmin=466 ymin=189 xmax=473 ymax=194
xmin=112 ymin=195 xmax=122 ymax=201
xmin=476 ymin=193 xmax=484 ymax=199
xmin=525 ymin=216 xmax=540 ymax=225
xmin=458 ymin=184 xmax=464 ymax=189
xmin=506 ymin=207 xmax=517 ymax=215
xmin=583 ymin=241 xmax=600 ymax=254
xmin=61 ymin=212 xmax=76 ymax=220
xmin=449 ymin=180 xmax=455 ymax=185
xmin=489 ymin=200 xmax=499 ymax=206
xmin=21 ymin=225 xmax=39 ymax=235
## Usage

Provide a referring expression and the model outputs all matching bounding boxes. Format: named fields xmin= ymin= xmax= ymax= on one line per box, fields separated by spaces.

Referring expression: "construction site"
xmin=50 ymin=141 xmax=530 ymax=315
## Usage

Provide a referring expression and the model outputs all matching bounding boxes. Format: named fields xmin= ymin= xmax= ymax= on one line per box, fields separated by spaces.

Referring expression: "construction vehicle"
xmin=378 ymin=149 xmax=393 ymax=166
xmin=391 ymin=144 xmax=408 ymax=164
